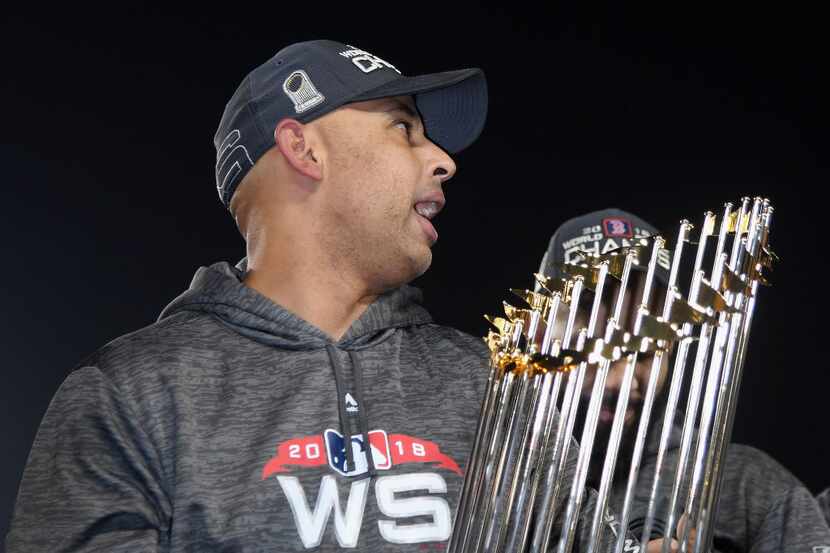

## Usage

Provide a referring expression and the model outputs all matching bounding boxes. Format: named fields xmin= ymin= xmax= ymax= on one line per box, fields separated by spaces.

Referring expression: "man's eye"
xmin=394 ymin=120 xmax=412 ymax=134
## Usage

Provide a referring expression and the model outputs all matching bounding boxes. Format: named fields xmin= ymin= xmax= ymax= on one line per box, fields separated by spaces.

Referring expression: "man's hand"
xmin=645 ymin=514 xmax=696 ymax=553
xmin=646 ymin=537 xmax=679 ymax=552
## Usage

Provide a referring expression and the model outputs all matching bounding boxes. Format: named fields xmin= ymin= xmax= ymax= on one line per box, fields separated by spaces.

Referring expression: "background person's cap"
xmin=536 ymin=208 xmax=671 ymax=290
xmin=214 ymin=39 xmax=488 ymax=209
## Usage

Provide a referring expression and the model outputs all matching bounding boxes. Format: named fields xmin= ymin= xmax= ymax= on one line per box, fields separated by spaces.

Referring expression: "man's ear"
xmin=274 ymin=119 xmax=322 ymax=180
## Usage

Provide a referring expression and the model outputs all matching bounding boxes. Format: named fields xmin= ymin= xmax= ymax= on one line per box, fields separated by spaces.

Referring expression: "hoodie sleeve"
xmin=713 ymin=444 xmax=830 ymax=553
xmin=818 ymin=487 xmax=830 ymax=526
xmin=5 ymin=366 xmax=171 ymax=552
xmin=745 ymin=485 xmax=830 ymax=553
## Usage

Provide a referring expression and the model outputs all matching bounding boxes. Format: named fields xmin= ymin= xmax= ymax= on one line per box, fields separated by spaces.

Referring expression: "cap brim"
xmin=351 ymin=68 xmax=487 ymax=154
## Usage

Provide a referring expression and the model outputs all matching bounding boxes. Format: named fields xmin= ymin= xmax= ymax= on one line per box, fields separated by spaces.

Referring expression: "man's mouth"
xmin=413 ymin=197 xmax=444 ymax=243
xmin=415 ymin=201 xmax=441 ymax=219
xmin=599 ymin=403 xmax=638 ymax=424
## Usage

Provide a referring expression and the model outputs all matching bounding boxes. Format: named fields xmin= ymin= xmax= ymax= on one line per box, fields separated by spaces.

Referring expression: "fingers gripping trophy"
xmin=448 ymin=198 xmax=777 ymax=553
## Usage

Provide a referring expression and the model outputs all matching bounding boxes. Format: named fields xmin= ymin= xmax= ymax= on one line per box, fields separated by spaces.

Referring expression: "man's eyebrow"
xmin=381 ymin=99 xmax=419 ymax=120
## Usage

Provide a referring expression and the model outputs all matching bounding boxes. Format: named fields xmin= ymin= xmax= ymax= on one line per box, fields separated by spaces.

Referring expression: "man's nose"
xmin=426 ymin=143 xmax=457 ymax=184
xmin=630 ymin=371 xmax=641 ymax=394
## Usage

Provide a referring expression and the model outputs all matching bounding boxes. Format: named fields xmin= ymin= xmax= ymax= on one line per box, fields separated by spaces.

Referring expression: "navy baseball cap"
xmin=537 ymin=208 xmax=671 ymax=288
xmin=214 ymin=40 xmax=488 ymax=208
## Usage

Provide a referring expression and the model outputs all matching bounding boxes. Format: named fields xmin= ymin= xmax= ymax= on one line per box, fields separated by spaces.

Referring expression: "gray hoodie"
xmin=606 ymin=412 xmax=830 ymax=552
xmin=6 ymin=260 xmax=492 ymax=551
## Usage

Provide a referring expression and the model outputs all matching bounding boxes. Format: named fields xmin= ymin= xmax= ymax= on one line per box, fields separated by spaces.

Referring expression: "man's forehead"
xmin=380 ymin=95 xmax=416 ymax=109
xmin=345 ymin=95 xmax=417 ymax=113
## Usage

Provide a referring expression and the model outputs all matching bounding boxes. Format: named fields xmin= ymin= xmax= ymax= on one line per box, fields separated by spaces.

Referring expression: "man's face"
xmin=557 ymin=270 xmax=673 ymax=480
xmin=577 ymin=273 xmax=672 ymax=432
xmin=311 ymin=95 xmax=456 ymax=291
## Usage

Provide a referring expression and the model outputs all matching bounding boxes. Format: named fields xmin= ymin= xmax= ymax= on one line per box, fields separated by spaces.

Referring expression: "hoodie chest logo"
xmin=261 ymin=430 xmax=462 ymax=547
xmin=262 ymin=429 xmax=461 ymax=479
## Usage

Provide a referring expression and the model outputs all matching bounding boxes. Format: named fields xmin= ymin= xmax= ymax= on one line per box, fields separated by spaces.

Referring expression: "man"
xmin=6 ymin=40 xmax=646 ymax=553
xmin=6 ymin=40 xmax=492 ymax=551
xmin=537 ymin=208 xmax=830 ymax=552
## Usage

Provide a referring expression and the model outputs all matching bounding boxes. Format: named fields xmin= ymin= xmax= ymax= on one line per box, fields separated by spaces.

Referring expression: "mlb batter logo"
xmin=324 ymin=428 xmax=392 ymax=476
xmin=603 ymin=217 xmax=633 ymax=238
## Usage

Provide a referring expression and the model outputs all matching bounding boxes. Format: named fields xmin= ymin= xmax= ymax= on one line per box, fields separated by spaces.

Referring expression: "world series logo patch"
xmin=262 ymin=429 xmax=460 ymax=547
xmin=261 ymin=428 xmax=462 ymax=479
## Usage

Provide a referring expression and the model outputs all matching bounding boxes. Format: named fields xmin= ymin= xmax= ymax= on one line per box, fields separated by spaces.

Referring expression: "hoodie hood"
xmin=158 ymin=259 xmax=433 ymax=350
xmin=157 ymin=258 xmax=435 ymax=478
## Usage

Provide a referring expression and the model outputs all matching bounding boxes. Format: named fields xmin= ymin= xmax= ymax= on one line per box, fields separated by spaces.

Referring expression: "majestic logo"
xmin=338 ymin=45 xmax=401 ymax=74
xmin=603 ymin=218 xmax=634 ymax=238
xmin=344 ymin=393 xmax=359 ymax=413
xmin=262 ymin=429 xmax=460 ymax=547
xmin=283 ymin=70 xmax=325 ymax=114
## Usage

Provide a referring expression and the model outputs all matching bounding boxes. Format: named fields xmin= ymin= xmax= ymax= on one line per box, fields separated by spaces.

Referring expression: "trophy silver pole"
xmin=479 ymin=367 xmax=540 ymax=552
xmin=470 ymin=366 xmax=529 ymax=552
xmin=501 ymin=284 xmax=585 ymax=553
xmin=557 ymin=255 xmax=636 ymax=553
xmin=684 ymin=199 xmax=769 ymax=552
xmin=678 ymin=198 xmax=760 ymax=551
xmin=693 ymin=204 xmax=772 ymax=553
xmin=449 ymin=356 xmax=502 ymax=553
xmin=586 ymin=238 xmax=667 ymax=553
xmin=528 ymin=331 xmax=588 ymax=553
xmin=483 ymin=299 xmax=558 ymax=553
xmin=459 ymin=318 xmax=524 ymax=553
xmin=639 ymin=204 xmax=732 ymax=547
xmin=660 ymin=198 xmax=751 ymax=553
xmin=614 ymin=221 xmax=693 ymax=552
xmin=529 ymin=268 xmax=605 ymax=553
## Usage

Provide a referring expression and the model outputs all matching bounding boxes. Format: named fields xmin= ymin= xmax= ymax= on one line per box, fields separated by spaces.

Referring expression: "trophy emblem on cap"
xmin=283 ymin=70 xmax=325 ymax=114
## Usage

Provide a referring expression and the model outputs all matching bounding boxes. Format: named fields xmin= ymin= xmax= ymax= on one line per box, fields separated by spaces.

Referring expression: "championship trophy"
xmin=448 ymin=197 xmax=776 ymax=553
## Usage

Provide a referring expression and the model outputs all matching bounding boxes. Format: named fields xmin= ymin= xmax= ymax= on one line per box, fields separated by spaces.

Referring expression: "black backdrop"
xmin=1 ymin=5 xmax=826 ymax=541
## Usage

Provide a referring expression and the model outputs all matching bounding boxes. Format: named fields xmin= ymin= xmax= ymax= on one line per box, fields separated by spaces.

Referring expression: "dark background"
xmin=1 ymin=5 xmax=825 ymax=542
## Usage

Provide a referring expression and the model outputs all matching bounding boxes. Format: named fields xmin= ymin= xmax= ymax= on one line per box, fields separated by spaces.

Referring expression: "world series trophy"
xmin=448 ymin=198 xmax=776 ymax=553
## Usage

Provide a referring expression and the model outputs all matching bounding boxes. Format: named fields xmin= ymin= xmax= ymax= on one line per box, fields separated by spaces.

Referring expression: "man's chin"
xmin=375 ymin=248 xmax=432 ymax=290
xmin=407 ymin=245 xmax=433 ymax=280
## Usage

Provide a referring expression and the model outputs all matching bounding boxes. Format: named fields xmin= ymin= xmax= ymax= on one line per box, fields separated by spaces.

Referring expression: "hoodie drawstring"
xmin=326 ymin=345 xmax=356 ymax=474
xmin=350 ymin=350 xmax=376 ymax=477
xmin=326 ymin=345 xmax=376 ymax=478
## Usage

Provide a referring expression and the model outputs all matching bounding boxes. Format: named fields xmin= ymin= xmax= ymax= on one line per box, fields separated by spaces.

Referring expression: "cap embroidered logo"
xmin=283 ymin=70 xmax=325 ymax=114
xmin=338 ymin=45 xmax=400 ymax=74
xmin=602 ymin=217 xmax=634 ymax=238
xmin=215 ymin=129 xmax=254 ymax=204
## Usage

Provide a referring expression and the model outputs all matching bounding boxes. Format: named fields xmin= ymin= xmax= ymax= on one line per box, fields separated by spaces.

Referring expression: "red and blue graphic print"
xmin=262 ymin=429 xmax=462 ymax=479
xmin=324 ymin=429 xmax=392 ymax=475
xmin=602 ymin=217 xmax=633 ymax=238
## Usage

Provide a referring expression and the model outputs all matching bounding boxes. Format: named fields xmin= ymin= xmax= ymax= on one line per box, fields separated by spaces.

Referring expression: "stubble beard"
xmin=574 ymin=383 xmax=670 ymax=490
xmin=326 ymin=205 xmax=432 ymax=293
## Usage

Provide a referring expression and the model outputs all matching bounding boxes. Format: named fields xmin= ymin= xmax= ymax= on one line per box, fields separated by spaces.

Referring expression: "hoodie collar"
xmin=158 ymin=259 xmax=433 ymax=351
